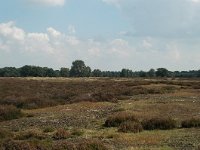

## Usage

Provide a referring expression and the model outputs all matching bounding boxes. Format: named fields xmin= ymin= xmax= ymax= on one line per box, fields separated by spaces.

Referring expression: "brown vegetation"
xmin=0 ymin=77 xmax=200 ymax=149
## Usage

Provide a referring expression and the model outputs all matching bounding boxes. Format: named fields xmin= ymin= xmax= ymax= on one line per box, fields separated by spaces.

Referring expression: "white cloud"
xmin=66 ymin=36 xmax=79 ymax=46
xmin=102 ymin=0 xmax=200 ymax=37
xmin=0 ymin=21 xmax=200 ymax=71
xmin=47 ymin=27 xmax=62 ymax=38
xmin=29 ymin=0 xmax=65 ymax=6
xmin=0 ymin=21 xmax=25 ymax=41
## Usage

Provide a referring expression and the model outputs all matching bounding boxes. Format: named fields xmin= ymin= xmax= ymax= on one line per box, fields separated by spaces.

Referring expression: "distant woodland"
xmin=0 ymin=60 xmax=200 ymax=78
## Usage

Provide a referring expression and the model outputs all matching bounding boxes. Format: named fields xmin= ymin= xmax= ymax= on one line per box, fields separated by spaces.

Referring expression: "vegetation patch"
xmin=181 ymin=118 xmax=200 ymax=128
xmin=0 ymin=105 xmax=23 ymax=121
xmin=104 ymin=112 xmax=139 ymax=127
xmin=118 ymin=121 xmax=143 ymax=133
xmin=43 ymin=126 xmax=55 ymax=133
xmin=53 ymin=139 xmax=108 ymax=150
xmin=53 ymin=128 xmax=70 ymax=140
xmin=142 ymin=118 xmax=177 ymax=130
xmin=0 ymin=129 xmax=12 ymax=139
xmin=15 ymin=130 xmax=46 ymax=140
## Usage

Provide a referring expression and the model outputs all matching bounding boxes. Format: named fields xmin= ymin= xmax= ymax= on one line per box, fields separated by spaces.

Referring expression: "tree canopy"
xmin=0 ymin=60 xmax=200 ymax=78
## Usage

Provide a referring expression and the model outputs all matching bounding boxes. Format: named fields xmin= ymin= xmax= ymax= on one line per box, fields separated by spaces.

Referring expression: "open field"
xmin=0 ymin=77 xmax=200 ymax=150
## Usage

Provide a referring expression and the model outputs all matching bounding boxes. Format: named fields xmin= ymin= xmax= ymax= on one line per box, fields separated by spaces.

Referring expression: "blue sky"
xmin=0 ymin=0 xmax=200 ymax=71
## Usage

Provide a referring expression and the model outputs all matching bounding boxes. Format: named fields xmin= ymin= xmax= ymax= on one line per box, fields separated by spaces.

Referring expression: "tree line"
xmin=0 ymin=60 xmax=200 ymax=78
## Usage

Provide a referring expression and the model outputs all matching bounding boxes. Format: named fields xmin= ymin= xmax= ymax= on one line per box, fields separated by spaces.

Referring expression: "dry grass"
xmin=0 ymin=77 xmax=200 ymax=149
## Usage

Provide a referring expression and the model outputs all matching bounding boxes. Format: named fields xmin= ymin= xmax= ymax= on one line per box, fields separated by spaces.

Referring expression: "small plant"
xmin=118 ymin=121 xmax=143 ymax=133
xmin=181 ymin=118 xmax=200 ymax=128
xmin=104 ymin=112 xmax=139 ymax=127
xmin=53 ymin=128 xmax=70 ymax=140
xmin=0 ymin=105 xmax=23 ymax=121
xmin=142 ymin=118 xmax=177 ymax=130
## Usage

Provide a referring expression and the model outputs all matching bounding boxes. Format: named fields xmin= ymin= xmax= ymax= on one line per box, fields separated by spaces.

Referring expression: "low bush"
xmin=181 ymin=118 xmax=200 ymax=128
xmin=0 ymin=105 xmax=22 ymax=121
xmin=53 ymin=128 xmax=70 ymax=140
xmin=104 ymin=112 xmax=139 ymax=127
xmin=118 ymin=121 xmax=143 ymax=133
xmin=142 ymin=118 xmax=177 ymax=130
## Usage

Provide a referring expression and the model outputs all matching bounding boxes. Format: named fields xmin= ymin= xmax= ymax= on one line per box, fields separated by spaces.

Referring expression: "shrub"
xmin=53 ymin=129 xmax=70 ymax=140
xmin=0 ymin=105 xmax=22 ymax=121
xmin=118 ymin=121 xmax=143 ymax=133
xmin=181 ymin=118 xmax=200 ymax=128
xmin=142 ymin=118 xmax=177 ymax=130
xmin=104 ymin=112 xmax=138 ymax=127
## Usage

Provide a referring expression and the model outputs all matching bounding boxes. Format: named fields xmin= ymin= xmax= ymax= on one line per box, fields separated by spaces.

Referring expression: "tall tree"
xmin=70 ymin=60 xmax=91 ymax=77
xmin=60 ymin=68 xmax=70 ymax=77
xmin=156 ymin=68 xmax=169 ymax=77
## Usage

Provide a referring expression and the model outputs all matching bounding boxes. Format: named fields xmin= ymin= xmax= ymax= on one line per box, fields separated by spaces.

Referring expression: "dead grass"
xmin=0 ymin=77 xmax=200 ymax=149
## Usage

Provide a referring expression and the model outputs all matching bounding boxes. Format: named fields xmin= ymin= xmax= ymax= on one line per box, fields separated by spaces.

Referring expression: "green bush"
xmin=142 ymin=118 xmax=177 ymax=130
xmin=118 ymin=121 xmax=143 ymax=133
xmin=0 ymin=105 xmax=22 ymax=121
xmin=104 ymin=112 xmax=138 ymax=127
xmin=181 ymin=118 xmax=200 ymax=128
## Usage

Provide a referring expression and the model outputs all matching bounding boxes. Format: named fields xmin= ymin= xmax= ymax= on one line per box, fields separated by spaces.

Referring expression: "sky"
xmin=0 ymin=0 xmax=200 ymax=71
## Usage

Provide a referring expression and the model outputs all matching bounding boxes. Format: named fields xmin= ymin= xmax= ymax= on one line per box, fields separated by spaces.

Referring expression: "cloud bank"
xmin=1 ymin=21 xmax=200 ymax=71
xmin=103 ymin=0 xmax=200 ymax=37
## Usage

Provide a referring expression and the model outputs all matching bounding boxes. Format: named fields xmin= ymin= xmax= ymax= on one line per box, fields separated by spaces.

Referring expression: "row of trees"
xmin=0 ymin=60 xmax=200 ymax=78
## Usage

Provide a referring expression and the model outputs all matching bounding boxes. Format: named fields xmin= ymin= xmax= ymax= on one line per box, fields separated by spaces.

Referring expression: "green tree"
xmin=92 ymin=69 xmax=102 ymax=77
xmin=0 ymin=67 xmax=20 ymax=77
xmin=156 ymin=68 xmax=169 ymax=77
xmin=120 ymin=69 xmax=133 ymax=77
xmin=60 ymin=68 xmax=70 ymax=77
xmin=148 ymin=69 xmax=156 ymax=77
xmin=70 ymin=60 xmax=91 ymax=77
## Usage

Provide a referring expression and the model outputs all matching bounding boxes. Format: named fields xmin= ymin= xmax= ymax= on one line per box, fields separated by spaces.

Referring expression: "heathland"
xmin=0 ymin=77 xmax=200 ymax=150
